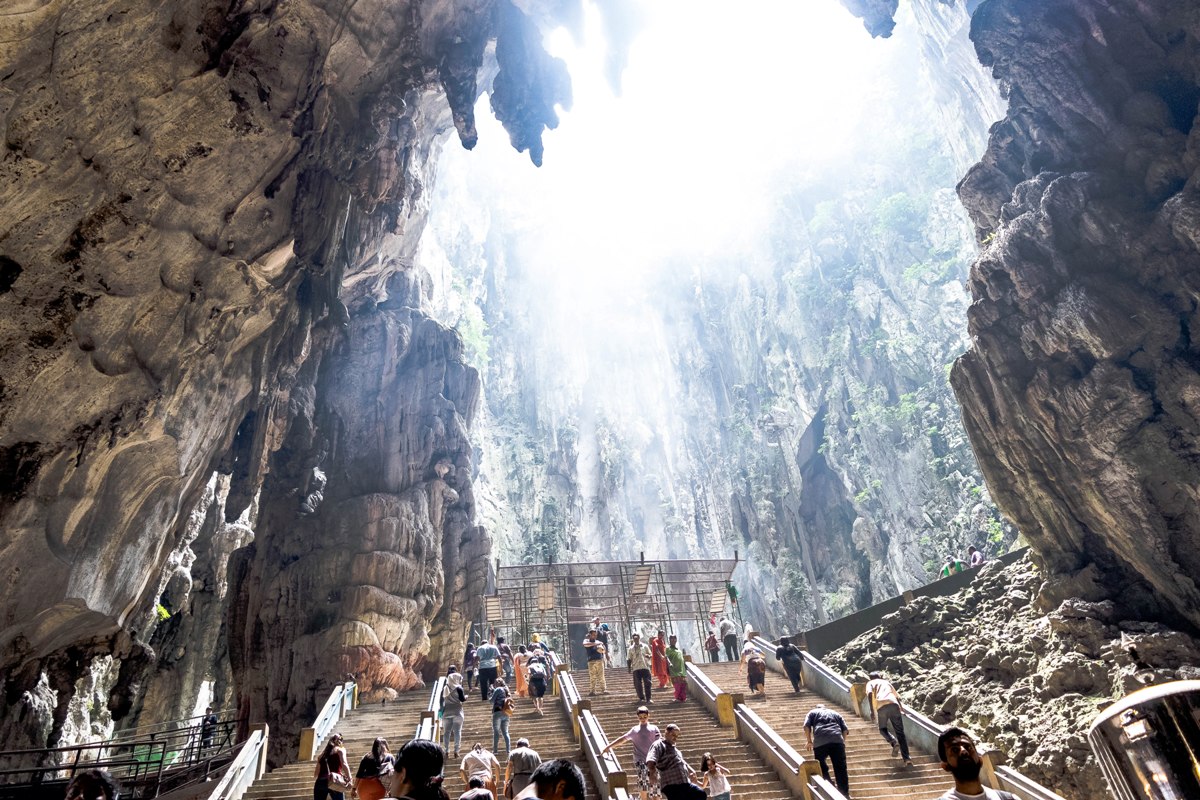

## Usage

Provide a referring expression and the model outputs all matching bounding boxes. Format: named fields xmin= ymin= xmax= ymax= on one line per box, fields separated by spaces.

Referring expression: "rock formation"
xmin=950 ymin=0 xmax=1200 ymax=630
xmin=0 ymin=0 xmax=568 ymax=754
xmin=826 ymin=555 xmax=1200 ymax=800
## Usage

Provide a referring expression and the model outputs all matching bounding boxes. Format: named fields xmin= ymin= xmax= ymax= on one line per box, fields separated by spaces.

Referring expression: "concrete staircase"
xmin=441 ymin=688 xmax=599 ymax=800
xmin=700 ymin=662 xmax=948 ymax=800
xmin=573 ymin=668 xmax=799 ymax=800
xmin=244 ymin=690 xmax=429 ymax=800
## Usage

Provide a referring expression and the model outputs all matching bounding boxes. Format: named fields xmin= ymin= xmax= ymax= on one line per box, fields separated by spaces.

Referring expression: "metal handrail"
xmin=994 ymin=766 xmax=1068 ymax=800
xmin=299 ymin=682 xmax=356 ymax=761
xmin=203 ymin=726 xmax=268 ymax=800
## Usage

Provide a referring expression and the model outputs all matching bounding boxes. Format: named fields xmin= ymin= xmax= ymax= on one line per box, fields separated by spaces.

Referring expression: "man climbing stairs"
xmin=700 ymin=661 xmax=947 ymax=800
xmin=441 ymin=689 xmax=600 ymax=800
xmin=573 ymin=668 xmax=798 ymax=800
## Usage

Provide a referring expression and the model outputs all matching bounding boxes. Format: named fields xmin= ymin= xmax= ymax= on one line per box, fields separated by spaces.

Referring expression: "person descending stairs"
xmin=700 ymin=660 xmax=947 ymax=800
xmin=573 ymin=668 xmax=799 ymax=800
xmin=244 ymin=689 xmax=430 ymax=800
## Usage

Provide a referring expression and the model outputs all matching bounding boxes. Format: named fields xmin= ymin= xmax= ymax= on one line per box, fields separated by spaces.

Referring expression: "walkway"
xmin=700 ymin=661 xmax=946 ymax=800
xmin=243 ymin=690 xmax=430 ymax=800
xmin=573 ymin=668 xmax=798 ymax=800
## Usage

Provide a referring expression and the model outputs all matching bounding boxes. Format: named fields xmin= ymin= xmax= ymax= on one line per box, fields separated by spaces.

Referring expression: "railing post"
xmin=553 ymin=662 xmax=568 ymax=697
xmin=981 ymin=748 xmax=1007 ymax=791
xmin=849 ymin=682 xmax=869 ymax=719
xmin=252 ymin=724 xmax=270 ymax=780
xmin=715 ymin=691 xmax=742 ymax=728
xmin=299 ymin=727 xmax=317 ymax=761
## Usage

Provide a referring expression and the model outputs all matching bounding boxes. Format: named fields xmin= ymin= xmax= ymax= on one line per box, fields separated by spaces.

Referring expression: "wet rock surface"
xmin=826 ymin=555 xmax=1200 ymax=799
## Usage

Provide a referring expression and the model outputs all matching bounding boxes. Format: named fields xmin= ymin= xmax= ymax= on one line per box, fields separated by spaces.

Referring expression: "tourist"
xmin=461 ymin=743 xmax=502 ymax=796
xmin=313 ymin=732 xmax=351 ymax=799
xmin=443 ymin=668 xmax=467 ymax=757
xmin=740 ymin=643 xmax=767 ymax=697
xmin=703 ymin=630 xmax=720 ymax=664
xmin=866 ymin=671 xmax=913 ymax=767
xmin=491 ymin=677 xmax=513 ymax=754
xmin=498 ymin=636 xmax=515 ymax=681
xmin=600 ymin=705 xmax=661 ymax=800
xmin=514 ymin=645 xmax=530 ymax=698
xmin=803 ymin=703 xmax=850 ymax=798
xmin=464 ymin=642 xmax=480 ymax=692
xmin=583 ymin=628 xmax=608 ymax=696
xmin=718 ymin=616 xmax=738 ymax=662
xmin=477 ymin=635 xmax=502 ymax=701
xmin=512 ymin=758 xmax=586 ymax=800
xmin=530 ymin=633 xmax=548 ymax=654
xmin=650 ymin=630 xmax=670 ymax=689
xmin=593 ymin=616 xmax=615 ymax=667
xmin=933 ymin=728 xmax=1018 ymax=800
xmin=774 ymin=636 xmax=804 ymax=693
xmin=199 ymin=705 xmax=218 ymax=752
xmin=64 ymin=769 xmax=118 ymax=800
xmin=353 ymin=737 xmax=396 ymax=800
xmin=392 ymin=739 xmax=451 ymax=800
xmin=526 ymin=651 xmax=550 ymax=716
xmin=504 ymin=737 xmax=543 ymax=798
xmin=968 ymin=546 xmax=985 ymax=568
xmin=742 ymin=621 xmax=755 ymax=644
xmin=940 ymin=556 xmax=967 ymax=577
xmin=627 ymin=632 xmax=653 ymax=704
xmin=699 ymin=753 xmax=731 ymax=800
xmin=460 ymin=776 xmax=495 ymax=800
xmin=646 ymin=723 xmax=704 ymax=800
xmin=665 ymin=635 xmax=687 ymax=702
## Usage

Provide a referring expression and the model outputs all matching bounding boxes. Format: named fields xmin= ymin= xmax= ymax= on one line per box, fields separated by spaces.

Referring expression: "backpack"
xmin=528 ymin=661 xmax=547 ymax=679
xmin=493 ymin=687 xmax=510 ymax=713
xmin=780 ymin=645 xmax=803 ymax=666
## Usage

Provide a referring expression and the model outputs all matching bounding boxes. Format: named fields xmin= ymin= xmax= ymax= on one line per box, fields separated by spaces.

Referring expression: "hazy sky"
xmin=436 ymin=0 xmax=895 ymax=287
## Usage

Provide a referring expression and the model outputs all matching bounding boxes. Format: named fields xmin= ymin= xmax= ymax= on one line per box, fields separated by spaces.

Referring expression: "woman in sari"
xmin=513 ymin=645 xmax=529 ymax=697
xmin=650 ymin=629 xmax=670 ymax=689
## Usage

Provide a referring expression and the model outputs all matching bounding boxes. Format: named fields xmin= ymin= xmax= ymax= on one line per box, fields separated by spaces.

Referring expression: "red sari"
xmin=651 ymin=635 xmax=670 ymax=688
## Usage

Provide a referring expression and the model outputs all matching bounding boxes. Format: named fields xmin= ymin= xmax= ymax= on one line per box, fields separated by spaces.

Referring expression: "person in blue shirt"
xmin=476 ymin=636 xmax=502 ymax=701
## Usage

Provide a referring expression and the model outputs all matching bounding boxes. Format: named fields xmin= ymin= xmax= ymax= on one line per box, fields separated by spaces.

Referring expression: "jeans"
xmin=443 ymin=715 xmax=463 ymax=754
xmin=877 ymin=702 xmax=910 ymax=760
xmin=632 ymin=668 xmax=652 ymax=702
xmin=478 ymin=666 xmax=499 ymax=700
xmin=707 ymin=650 xmax=720 ymax=663
xmin=723 ymin=634 xmax=737 ymax=661
xmin=813 ymin=741 xmax=849 ymax=797
xmin=492 ymin=712 xmax=510 ymax=753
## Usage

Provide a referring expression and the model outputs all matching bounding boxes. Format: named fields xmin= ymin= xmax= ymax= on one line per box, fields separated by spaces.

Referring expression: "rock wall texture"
xmin=826 ymin=555 xmax=1200 ymax=800
xmin=951 ymin=0 xmax=1200 ymax=630
xmin=0 ymin=0 xmax=569 ymax=753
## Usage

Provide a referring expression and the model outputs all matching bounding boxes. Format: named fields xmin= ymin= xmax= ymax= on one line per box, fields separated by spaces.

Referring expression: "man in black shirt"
xmin=804 ymin=703 xmax=851 ymax=797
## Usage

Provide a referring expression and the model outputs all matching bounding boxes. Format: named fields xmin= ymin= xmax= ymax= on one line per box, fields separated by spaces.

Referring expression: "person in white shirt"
xmin=865 ymin=671 xmax=913 ymax=767
xmin=627 ymin=633 xmax=654 ymax=703
xmin=699 ymin=753 xmax=731 ymax=800
xmin=933 ymin=728 xmax=1017 ymax=800
xmin=460 ymin=743 xmax=502 ymax=796
xmin=717 ymin=617 xmax=738 ymax=661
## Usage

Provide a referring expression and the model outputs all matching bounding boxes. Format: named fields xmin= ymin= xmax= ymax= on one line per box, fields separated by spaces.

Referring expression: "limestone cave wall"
xmin=0 ymin=0 xmax=570 ymax=755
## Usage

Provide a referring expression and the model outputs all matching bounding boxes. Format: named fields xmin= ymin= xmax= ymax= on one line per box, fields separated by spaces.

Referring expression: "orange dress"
xmin=514 ymin=653 xmax=529 ymax=697
xmin=650 ymin=636 xmax=670 ymax=688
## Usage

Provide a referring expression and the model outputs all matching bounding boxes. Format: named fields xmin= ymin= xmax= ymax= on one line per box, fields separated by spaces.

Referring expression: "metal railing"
xmin=202 ymin=725 xmax=268 ymax=800
xmin=298 ymin=682 xmax=357 ymax=761
xmin=416 ymin=677 xmax=447 ymax=742
xmin=0 ymin=716 xmax=242 ymax=800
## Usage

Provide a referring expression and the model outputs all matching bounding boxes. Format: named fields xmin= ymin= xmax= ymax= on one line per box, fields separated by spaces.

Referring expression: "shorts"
xmin=529 ymin=678 xmax=547 ymax=698
xmin=635 ymin=762 xmax=660 ymax=799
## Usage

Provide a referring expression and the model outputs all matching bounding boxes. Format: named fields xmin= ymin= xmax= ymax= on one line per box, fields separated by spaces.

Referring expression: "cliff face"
xmin=427 ymin=0 xmax=1013 ymax=635
xmin=951 ymin=0 xmax=1200 ymax=630
xmin=0 ymin=0 xmax=568 ymax=752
